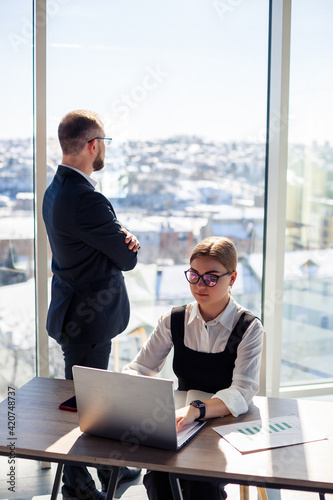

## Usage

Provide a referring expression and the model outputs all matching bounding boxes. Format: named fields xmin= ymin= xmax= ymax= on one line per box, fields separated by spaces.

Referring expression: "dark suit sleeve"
xmin=75 ymin=189 xmax=137 ymax=271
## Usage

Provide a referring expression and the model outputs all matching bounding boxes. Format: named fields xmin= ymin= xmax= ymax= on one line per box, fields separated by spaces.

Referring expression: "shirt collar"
xmin=60 ymin=164 xmax=97 ymax=188
xmin=189 ymin=296 xmax=237 ymax=330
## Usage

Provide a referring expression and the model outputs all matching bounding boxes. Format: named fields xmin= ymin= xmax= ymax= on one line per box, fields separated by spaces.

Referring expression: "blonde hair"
xmin=58 ymin=110 xmax=103 ymax=155
xmin=190 ymin=236 xmax=237 ymax=273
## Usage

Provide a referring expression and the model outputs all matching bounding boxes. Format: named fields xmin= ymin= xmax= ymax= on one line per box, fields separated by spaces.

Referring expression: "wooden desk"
xmin=1 ymin=377 xmax=333 ymax=500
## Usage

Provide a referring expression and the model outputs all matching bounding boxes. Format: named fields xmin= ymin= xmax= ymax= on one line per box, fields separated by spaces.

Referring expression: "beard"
xmin=93 ymin=149 xmax=105 ymax=171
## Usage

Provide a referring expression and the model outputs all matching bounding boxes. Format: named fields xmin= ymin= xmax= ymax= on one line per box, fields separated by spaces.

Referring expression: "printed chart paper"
xmin=213 ymin=415 xmax=327 ymax=454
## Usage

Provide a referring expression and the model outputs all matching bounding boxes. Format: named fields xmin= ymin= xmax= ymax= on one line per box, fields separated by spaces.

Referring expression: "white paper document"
xmin=213 ymin=414 xmax=327 ymax=454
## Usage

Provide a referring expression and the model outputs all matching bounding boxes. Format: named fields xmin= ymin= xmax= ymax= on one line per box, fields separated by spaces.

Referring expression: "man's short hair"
xmin=58 ymin=110 xmax=103 ymax=155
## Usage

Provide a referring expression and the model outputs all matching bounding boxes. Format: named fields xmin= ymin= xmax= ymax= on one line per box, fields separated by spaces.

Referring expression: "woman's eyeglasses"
xmin=184 ymin=269 xmax=232 ymax=287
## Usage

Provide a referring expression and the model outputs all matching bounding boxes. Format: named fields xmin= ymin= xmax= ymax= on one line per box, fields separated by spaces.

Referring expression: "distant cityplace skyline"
xmin=1 ymin=0 xmax=332 ymax=145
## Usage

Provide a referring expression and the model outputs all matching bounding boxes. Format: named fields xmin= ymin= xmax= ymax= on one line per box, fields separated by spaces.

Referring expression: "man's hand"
xmin=121 ymin=228 xmax=140 ymax=252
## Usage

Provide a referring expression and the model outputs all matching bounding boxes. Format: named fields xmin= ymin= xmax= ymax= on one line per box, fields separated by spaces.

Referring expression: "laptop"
xmin=72 ymin=365 xmax=206 ymax=451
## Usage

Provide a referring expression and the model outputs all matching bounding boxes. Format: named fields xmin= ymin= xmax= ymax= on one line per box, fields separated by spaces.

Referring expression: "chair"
xmin=128 ymin=326 xmax=147 ymax=348
xmin=113 ymin=326 xmax=147 ymax=372
xmin=240 ymin=485 xmax=268 ymax=500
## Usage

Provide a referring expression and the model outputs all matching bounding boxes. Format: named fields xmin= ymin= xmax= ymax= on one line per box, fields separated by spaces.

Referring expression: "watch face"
xmin=191 ymin=400 xmax=204 ymax=408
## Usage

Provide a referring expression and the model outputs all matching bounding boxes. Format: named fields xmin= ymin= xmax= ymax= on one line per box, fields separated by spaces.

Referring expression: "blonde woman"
xmin=124 ymin=236 xmax=264 ymax=500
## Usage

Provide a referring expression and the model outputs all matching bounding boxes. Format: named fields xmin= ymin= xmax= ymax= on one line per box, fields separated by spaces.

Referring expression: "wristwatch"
xmin=189 ymin=400 xmax=206 ymax=420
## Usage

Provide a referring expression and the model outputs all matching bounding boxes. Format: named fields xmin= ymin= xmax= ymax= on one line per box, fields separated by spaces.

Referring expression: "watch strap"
xmin=190 ymin=400 xmax=206 ymax=420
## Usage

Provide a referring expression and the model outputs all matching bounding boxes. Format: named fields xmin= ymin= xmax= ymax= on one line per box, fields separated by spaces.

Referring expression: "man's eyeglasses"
xmin=184 ymin=269 xmax=232 ymax=287
xmin=87 ymin=137 xmax=113 ymax=147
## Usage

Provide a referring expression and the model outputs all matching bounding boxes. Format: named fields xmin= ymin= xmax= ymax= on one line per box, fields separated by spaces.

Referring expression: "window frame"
xmin=34 ymin=0 xmax=49 ymax=378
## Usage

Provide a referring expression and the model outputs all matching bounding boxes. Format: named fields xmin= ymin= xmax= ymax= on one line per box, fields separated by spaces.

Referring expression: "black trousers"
xmin=61 ymin=340 xmax=112 ymax=497
xmin=143 ymin=470 xmax=227 ymax=500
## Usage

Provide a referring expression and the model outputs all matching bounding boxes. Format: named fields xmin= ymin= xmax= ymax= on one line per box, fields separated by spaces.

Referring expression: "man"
xmin=43 ymin=110 xmax=141 ymax=500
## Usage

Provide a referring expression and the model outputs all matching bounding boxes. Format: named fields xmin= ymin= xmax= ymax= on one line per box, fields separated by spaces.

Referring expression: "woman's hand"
xmin=176 ymin=398 xmax=231 ymax=432
xmin=176 ymin=405 xmax=200 ymax=432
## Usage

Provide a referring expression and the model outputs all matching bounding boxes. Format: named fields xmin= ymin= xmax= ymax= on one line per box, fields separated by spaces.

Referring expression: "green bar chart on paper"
xmin=238 ymin=420 xmax=293 ymax=439
xmin=213 ymin=415 xmax=326 ymax=453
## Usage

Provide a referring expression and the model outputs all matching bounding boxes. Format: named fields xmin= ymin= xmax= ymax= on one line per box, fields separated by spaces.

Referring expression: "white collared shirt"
xmin=123 ymin=296 xmax=264 ymax=417
xmin=60 ymin=164 xmax=97 ymax=188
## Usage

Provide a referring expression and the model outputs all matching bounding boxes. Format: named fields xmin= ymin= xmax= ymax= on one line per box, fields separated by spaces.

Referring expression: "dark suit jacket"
xmin=42 ymin=165 xmax=137 ymax=345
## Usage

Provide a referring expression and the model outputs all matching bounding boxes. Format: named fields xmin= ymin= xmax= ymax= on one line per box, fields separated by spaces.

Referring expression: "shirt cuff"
xmin=212 ymin=387 xmax=248 ymax=417
xmin=122 ymin=364 xmax=138 ymax=375
xmin=122 ymin=362 xmax=157 ymax=377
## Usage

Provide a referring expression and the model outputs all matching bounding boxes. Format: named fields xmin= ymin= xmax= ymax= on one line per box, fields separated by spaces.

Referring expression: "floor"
xmin=1 ymin=457 xmax=332 ymax=500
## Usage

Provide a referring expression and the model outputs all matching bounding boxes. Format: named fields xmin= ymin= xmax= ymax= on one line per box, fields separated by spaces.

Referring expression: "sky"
xmin=0 ymin=0 xmax=332 ymax=144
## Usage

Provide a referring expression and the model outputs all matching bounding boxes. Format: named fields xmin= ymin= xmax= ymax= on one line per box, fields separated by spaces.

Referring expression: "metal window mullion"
xmin=263 ymin=0 xmax=292 ymax=397
xmin=34 ymin=0 xmax=49 ymax=378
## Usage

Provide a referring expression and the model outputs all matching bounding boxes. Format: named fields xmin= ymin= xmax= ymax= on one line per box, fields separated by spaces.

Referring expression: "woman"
xmin=123 ymin=236 xmax=264 ymax=500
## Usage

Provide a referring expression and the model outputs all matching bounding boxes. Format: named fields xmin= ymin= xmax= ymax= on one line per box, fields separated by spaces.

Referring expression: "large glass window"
xmin=46 ymin=0 xmax=269 ymax=376
xmin=0 ymin=1 xmax=35 ymax=398
xmin=2 ymin=1 xmax=331 ymax=396
xmin=282 ymin=0 xmax=333 ymax=386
